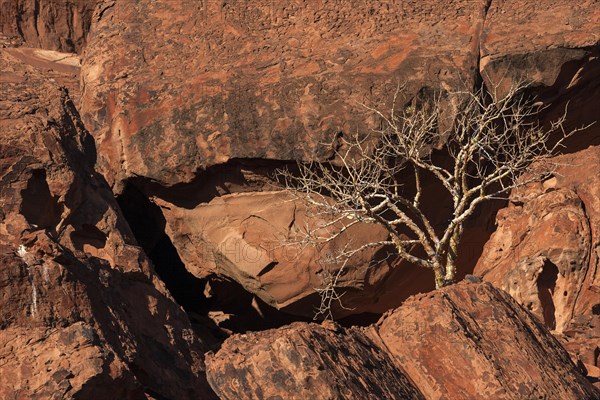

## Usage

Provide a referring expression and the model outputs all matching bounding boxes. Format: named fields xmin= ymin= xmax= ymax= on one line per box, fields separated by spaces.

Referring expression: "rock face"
xmin=1 ymin=46 xmax=81 ymax=102
xmin=480 ymin=0 xmax=600 ymax=150
xmin=475 ymin=145 xmax=600 ymax=387
xmin=77 ymin=0 xmax=600 ymax=190
xmin=0 ymin=49 xmax=215 ymax=399
xmin=481 ymin=0 xmax=599 ymax=92
xmin=156 ymin=189 xmax=400 ymax=318
xmin=206 ymin=282 xmax=599 ymax=399
xmin=2 ymin=0 xmax=600 ymax=396
xmin=376 ymin=282 xmax=597 ymax=399
xmin=80 ymin=0 xmax=489 ymax=189
xmin=75 ymin=0 xmax=600 ymax=320
xmin=1 ymin=0 xmax=600 ymax=397
xmin=0 ymin=0 xmax=97 ymax=53
xmin=206 ymin=321 xmax=425 ymax=400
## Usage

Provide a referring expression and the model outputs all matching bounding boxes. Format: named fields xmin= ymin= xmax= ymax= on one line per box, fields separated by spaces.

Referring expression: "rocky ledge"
xmin=206 ymin=282 xmax=598 ymax=399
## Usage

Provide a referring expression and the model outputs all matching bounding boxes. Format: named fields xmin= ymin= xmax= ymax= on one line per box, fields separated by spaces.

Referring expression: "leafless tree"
xmin=278 ymin=81 xmax=585 ymax=318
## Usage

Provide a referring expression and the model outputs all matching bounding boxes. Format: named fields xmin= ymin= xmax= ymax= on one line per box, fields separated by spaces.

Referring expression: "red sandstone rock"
xmin=1 ymin=46 xmax=81 ymax=102
xmin=376 ymin=282 xmax=597 ymax=399
xmin=78 ymin=0 xmax=489 ymax=317
xmin=0 ymin=49 xmax=215 ymax=399
xmin=2 ymin=0 xmax=599 ymax=397
xmin=152 ymin=176 xmax=498 ymax=319
xmin=480 ymin=0 xmax=600 ymax=150
xmin=475 ymin=145 xmax=600 ymax=388
xmin=0 ymin=0 xmax=96 ymax=53
xmin=76 ymin=0 xmax=600 ymax=320
xmin=80 ymin=0 xmax=488 ymax=190
xmin=156 ymin=190 xmax=400 ymax=318
xmin=206 ymin=282 xmax=599 ymax=399
xmin=480 ymin=0 xmax=599 ymax=92
xmin=206 ymin=321 xmax=425 ymax=400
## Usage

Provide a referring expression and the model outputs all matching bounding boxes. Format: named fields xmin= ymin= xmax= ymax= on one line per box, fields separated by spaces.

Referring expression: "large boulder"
xmin=0 ymin=48 xmax=215 ymax=399
xmin=0 ymin=242 xmax=215 ymax=399
xmin=206 ymin=321 xmax=424 ymax=400
xmin=475 ymin=145 xmax=600 ymax=387
xmin=80 ymin=0 xmax=489 ymax=189
xmin=375 ymin=281 xmax=596 ymax=399
xmin=206 ymin=282 xmax=599 ymax=399
xmin=154 ymin=189 xmax=398 ymax=318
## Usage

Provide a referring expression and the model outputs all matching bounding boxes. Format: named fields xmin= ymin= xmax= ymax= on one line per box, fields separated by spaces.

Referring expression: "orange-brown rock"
xmin=480 ymin=0 xmax=600 ymax=150
xmin=206 ymin=321 xmax=425 ymax=400
xmin=0 ymin=242 xmax=216 ymax=399
xmin=80 ymin=0 xmax=489 ymax=190
xmin=77 ymin=0 xmax=600 ymax=189
xmin=475 ymin=145 xmax=600 ymax=388
xmin=0 ymin=48 xmax=215 ymax=399
xmin=155 ymin=189 xmax=402 ymax=318
xmin=480 ymin=0 xmax=599 ymax=91
xmin=1 ymin=46 xmax=81 ymax=102
xmin=77 ymin=0 xmax=600 ymax=321
xmin=0 ymin=0 xmax=96 ymax=53
xmin=376 ymin=281 xmax=598 ymax=399
xmin=206 ymin=282 xmax=599 ymax=399
xmin=0 ymin=48 xmax=131 ymax=270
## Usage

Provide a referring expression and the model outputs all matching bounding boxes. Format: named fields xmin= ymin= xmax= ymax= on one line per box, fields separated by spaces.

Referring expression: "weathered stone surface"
xmin=475 ymin=145 xmax=600 ymax=387
xmin=0 ymin=243 xmax=214 ymax=399
xmin=206 ymin=321 xmax=425 ymax=400
xmin=77 ymin=0 xmax=600 ymax=321
xmin=3 ymin=0 xmax=599 ymax=397
xmin=0 ymin=49 xmax=215 ymax=399
xmin=149 ymin=172 xmax=496 ymax=319
xmin=206 ymin=282 xmax=599 ymax=399
xmin=0 ymin=48 xmax=131 ymax=269
xmin=376 ymin=281 xmax=598 ymax=399
xmin=1 ymin=46 xmax=81 ymax=102
xmin=131 ymin=152 xmax=499 ymax=319
xmin=480 ymin=0 xmax=599 ymax=89
xmin=559 ymin=316 xmax=600 ymax=390
xmin=80 ymin=0 xmax=488 ymax=190
xmin=480 ymin=0 xmax=600 ymax=150
xmin=155 ymin=189 xmax=399 ymax=318
xmin=481 ymin=0 xmax=600 ymax=87
xmin=0 ymin=0 xmax=97 ymax=53
xmin=77 ymin=0 xmax=599 ymax=189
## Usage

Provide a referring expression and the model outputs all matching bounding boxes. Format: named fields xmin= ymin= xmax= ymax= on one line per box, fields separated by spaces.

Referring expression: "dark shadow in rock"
xmin=117 ymin=183 xmax=207 ymax=311
xmin=537 ymin=259 xmax=559 ymax=330
xmin=532 ymin=47 xmax=600 ymax=153
xmin=70 ymin=224 xmax=108 ymax=252
xmin=127 ymin=158 xmax=294 ymax=210
xmin=20 ymin=169 xmax=63 ymax=233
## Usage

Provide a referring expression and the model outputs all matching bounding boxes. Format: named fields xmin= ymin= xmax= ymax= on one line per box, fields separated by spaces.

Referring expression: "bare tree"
xmin=278 ymin=81 xmax=585 ymax=317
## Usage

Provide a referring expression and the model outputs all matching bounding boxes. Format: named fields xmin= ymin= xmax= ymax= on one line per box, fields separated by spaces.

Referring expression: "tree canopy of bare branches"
xmin=278 ymin=81 xmax=585 ymax=318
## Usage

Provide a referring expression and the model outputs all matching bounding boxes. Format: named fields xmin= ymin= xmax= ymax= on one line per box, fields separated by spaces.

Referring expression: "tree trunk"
xmin=443 ymin=229 xmax=461 ymax=286
xmin=433 ymin=260 xmax=445 ymax=289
